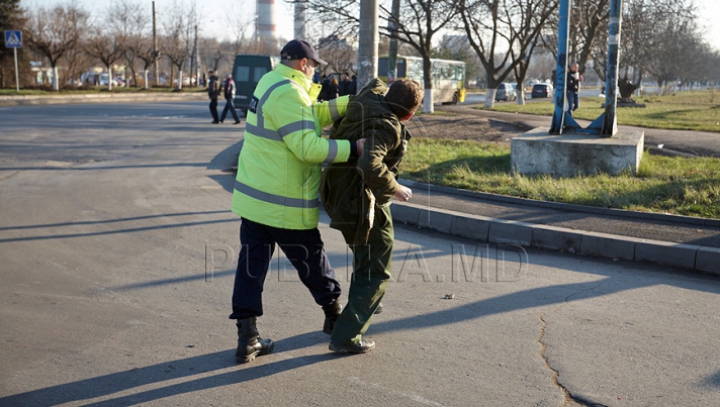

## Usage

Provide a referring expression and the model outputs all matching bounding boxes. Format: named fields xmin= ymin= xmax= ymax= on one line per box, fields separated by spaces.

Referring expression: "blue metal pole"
xmin=602 ymin=0 xmax=623 ymax=137
xmin=549 ymin=0 xmax=571 ymax=134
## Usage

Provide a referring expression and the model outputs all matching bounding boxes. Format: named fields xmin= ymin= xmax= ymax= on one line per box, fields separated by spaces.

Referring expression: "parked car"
xmin=531 ymin=83 xmax=553 ymax=98
xmin=495 ymin=82 xmax=517 ymax=101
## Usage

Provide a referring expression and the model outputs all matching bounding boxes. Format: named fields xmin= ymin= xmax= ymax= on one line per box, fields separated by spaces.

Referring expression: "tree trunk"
xmin=422 ymin=56 xmax=433 ymax=113
xmin=177 ymin=68 xmax=183 ymax=90
xmin=52 ymin=66 xmax=59 ymax=91
xmin=144 ymin=70 xmax=150 ymax=90
xmin=516 ymin=81 xmax=526 ymax=106
xmin=484 ymin=88 xmax=497 ymax=108
xmin=108 ymin=66 xmax=113 ymax=91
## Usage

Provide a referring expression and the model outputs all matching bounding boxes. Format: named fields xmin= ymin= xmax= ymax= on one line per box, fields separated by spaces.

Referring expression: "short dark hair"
xmin=385 ymin=79 xmax=423 ymax=118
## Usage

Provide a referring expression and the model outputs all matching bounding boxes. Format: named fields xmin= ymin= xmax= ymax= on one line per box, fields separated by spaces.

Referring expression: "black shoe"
xmin=329 ymin=339 xmax=375 ymax=354
xmin=220 ymin=120 xmax=224 ymax=123
xmin=374 ymin=302 xmax=383 ymax=315
xmin=211 ymin=120 xmax=219 ymax=124
xmin=233 ymin=121 xmax=241 ymax=124
xmin=322 ymin=300 xmax=343 ymax=335
xmin=235 ymin=317 xmax=274 ymax=364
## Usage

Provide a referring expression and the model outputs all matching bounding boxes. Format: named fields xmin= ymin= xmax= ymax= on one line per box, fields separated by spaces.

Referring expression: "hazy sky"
xmin=27 ymin=0 xmax=720 ymax=51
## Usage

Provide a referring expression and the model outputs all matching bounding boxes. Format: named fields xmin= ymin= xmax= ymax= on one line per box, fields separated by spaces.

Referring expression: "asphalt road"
xmin=1 ymin=101 xmax=720 ymax=406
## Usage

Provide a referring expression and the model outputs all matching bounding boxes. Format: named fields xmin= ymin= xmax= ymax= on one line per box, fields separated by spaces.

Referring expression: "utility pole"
xmin=294 ymin=1 xmax=306 ymax=39
xmin=357 ymin=0 xmax=379 ymax=89
xmin=153 ymin=1 xmax=159 ymax=87
xmin=387 ymin=0 xmax=400 ymax=84
xmin=194 ymin=24 xmax=199 ymax=88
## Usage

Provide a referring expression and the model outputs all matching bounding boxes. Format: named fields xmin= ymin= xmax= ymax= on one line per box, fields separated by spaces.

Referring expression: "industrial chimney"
xmin=256 ymin=0 xmax=276 ymax=40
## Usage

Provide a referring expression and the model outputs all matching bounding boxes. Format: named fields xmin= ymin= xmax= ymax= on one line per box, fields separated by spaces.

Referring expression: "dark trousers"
xmin=220 ymin=97 xmax=240 ymax=123
xmin=330 ymin=205 xmax=393 ymax=345
xmin=230 ymin=218 xmax=342 ymax=320
xmin=209 ymin=99 xmax=219 ymax=122
xmin=567 ymin=91 xmax=579 ymax=114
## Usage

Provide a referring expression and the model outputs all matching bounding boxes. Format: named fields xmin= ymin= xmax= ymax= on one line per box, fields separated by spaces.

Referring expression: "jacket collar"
xmin=275 ymin=63 xmax=313 ymax=92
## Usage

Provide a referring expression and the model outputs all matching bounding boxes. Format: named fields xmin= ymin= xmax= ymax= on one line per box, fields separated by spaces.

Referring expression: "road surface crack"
xmin=538 ymin=286 xmax=611 ymax=407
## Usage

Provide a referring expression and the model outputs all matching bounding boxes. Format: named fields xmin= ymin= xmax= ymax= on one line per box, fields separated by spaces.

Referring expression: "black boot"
xmin=322 ymin=300 xmax=342 ymax=335
xmin=235 ymin=317 xmax=274 ymax=364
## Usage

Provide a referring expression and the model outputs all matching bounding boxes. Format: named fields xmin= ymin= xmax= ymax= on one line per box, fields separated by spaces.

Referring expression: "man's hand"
xmin=394 ymin=185 xmax=412 ymax=202
xmin=356 ymin=138 xmax=366 ymax=156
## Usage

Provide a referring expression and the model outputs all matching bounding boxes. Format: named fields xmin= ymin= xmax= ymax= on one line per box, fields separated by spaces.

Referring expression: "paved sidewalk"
xmin=392 ymin=180 xmax=720 ymax=274
xmin=0 ymin=91 xmax=207 ymax=106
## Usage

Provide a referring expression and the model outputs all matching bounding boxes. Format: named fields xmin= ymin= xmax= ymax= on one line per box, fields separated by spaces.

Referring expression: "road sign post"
xmin=4 ymin=30 xmax=22 ymax=92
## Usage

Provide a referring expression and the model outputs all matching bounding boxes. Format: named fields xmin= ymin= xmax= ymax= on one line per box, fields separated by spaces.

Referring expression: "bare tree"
xmin=296 ymin=0 xmax=460 ymax=113
xmin=508 ymin=0 xmax=556 ymax=105
xmin=108 ymin=0 xmax=147 ymax=87
xmin=131 ymin=36 xmax=161 ymax=89
xmin=318 ymin=34 xmax=357 ymax=76
xmin=199 ymin=37 xmax=223 ymax=72
xmin=24 ymin=2 xmax=89 ymax=90
xmin=161 ymin=2 xmax=196 ymax=90
xmin=460 ymin=0 xmax=555 ymax=107
xmin=84 ymin=26 xmax=125 ymax=90
xmin=382 ymin=0 xmax=460 ymax=113
xmin=64 ymin=44 xmax=93 ymax=87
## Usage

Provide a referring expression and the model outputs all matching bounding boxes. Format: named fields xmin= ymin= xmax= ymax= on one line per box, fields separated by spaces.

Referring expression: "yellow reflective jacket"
xmin=232 ymin=63 xmax=352 ymax=230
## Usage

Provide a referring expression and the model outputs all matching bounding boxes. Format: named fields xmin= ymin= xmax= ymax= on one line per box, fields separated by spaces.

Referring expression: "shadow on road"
xmin=0 ymin=332 xmax=332 ymax=407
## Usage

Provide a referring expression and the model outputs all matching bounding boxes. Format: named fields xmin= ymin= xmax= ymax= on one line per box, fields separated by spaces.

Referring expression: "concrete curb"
xmin=399 ymin=179 xmax=720 ymax=228
xmin=391 ymin=201 xmax=719 ymax=275
xmin=0 ymin=92 xmax=207 ymax=106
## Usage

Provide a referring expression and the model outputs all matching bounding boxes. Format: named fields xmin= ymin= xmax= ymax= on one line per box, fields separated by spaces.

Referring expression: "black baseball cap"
xmin=280 ymin=39 xmax=327 ymax=65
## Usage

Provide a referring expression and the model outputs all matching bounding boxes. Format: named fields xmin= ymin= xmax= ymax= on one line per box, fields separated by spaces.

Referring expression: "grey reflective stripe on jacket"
xmin=234 ymin=180 xmax=319 ymax=208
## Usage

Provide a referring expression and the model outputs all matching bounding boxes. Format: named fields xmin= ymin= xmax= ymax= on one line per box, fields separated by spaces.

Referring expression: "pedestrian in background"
xmin=338 ymin=73 xmax=351 ymax=96
xmin=349 ymin=74 xmax=358 ymax=95
xmin=327 ymin=77 xmax=339 ymax=100
xmin=220 ymin=73 xmax=241 ymax=124
xmin=319 ymin=74 xmax=330 ymax=101
xmin=567 ymin=63 xmax=583 ymax=115
xmin=207 ymin=70 xmax=222 ymax=124
xmin=229 ymin=39 xmax=365 ymax=364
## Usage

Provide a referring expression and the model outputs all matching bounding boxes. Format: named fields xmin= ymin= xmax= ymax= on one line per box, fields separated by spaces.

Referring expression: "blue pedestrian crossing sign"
xmin=4 ymin=30 xmax=22 ymax=48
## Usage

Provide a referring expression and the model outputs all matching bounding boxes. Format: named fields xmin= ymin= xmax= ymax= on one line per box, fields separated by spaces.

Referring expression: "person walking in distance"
xmin=229 ymin=39 xmax=366 ymax=364
xmin=566 ymin=63 xmax=583 ymax=115
xmin=207 ymin=70 xmax=222 ymax=124
xmin=220 ymin=73 xmax=241 ymax=124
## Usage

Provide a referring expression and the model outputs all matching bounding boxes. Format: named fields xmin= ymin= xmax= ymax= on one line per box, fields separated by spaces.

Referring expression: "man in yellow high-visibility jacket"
xmin=229 ymin=39 xmax=364 ymax=364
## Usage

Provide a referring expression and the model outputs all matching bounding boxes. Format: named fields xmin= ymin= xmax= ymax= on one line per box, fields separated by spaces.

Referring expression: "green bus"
xmin=378 ymin=55 xmax=466 ymax=104
xmin=231 ymin=54 xmax=281 ymax=115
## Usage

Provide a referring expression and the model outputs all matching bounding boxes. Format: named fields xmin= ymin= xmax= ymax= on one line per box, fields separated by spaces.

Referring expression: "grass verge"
xmin=487 ymin=90 xmax=720 ymax=133
xmin=401 ymin=137 xmax=720 ymax=219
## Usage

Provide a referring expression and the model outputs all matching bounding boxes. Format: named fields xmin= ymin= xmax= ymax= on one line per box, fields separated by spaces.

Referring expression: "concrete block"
xmin=418 ymin=209 xmax=454 ymax=234
xmin=511 ymin=127 xmax=644 ymax=176
xmin=634 ymin=240 xmax=699 ymax=270
xmin=391 ymin=203 xmax=420 ymax=225
xmin=580 ymin=232 xmax=636 ymax=261
xmin=450 ymin=215 xmax=490 ymax=241
xmin=531 ymin=225 xmax=583 ymax=252
xmin=695 ymin=247 xmax=720 ymax=275
xmin=487 ymin=220 xmax=534 ymax=246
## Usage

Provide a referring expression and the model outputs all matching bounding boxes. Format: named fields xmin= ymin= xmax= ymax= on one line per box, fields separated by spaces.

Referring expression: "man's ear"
xmin=400 ymin=112 xmax=414 ymax=122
